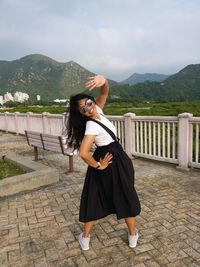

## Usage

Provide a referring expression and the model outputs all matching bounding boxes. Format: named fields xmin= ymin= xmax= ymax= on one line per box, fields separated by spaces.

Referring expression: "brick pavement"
xmin=0 ymin=132 xmax=200 ymax=267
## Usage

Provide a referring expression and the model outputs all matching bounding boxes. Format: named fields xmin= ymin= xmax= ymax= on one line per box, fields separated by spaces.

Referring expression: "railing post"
xmin=14 ymin=112 xmax=20 ymax=135
xmin=62 ymin=112 xmax=67 ymax=135
xmin=124 ymin=113 xmax=136 ymax=157
xmin=27 ymin=112 xmax=33 ymax=131
xmin=42 ymin=112 xmax=50 ymax=134
xmin=5 ymin=112 xmax=9 ymax=133
xmin=177 ymin=112 xmax=193 ymax=171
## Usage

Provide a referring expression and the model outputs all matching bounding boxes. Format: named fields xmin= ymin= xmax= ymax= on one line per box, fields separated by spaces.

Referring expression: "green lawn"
xmin=1 ymin=101 xmax=200 ymax=116
xmin=0 ymin=160 xmax=26 ymax=180
xmin=104 ymin=101 xmax=200 ymax=116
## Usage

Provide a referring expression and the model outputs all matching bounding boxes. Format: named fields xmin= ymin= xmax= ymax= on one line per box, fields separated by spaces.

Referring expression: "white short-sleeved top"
xmin=85 ymin=105 xmax=117 ymax=146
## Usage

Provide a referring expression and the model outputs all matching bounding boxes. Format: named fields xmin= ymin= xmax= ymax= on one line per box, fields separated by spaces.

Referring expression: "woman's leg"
xmin=125 ymin=217 xmax=139 ymax=248
xmin=125 ymin=217 xmax=136 ymax=235
xmin=78 ymin=221 xmax=95 ymax=250
xmin=83 ymin=221 xmax=95 ymax=237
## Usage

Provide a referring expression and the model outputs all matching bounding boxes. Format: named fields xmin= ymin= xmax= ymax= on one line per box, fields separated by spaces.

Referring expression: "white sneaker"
xmin=128 ymin=229 xmax=139 ymax=248
xmin=78 ymin=232 xmax=90 ymax=250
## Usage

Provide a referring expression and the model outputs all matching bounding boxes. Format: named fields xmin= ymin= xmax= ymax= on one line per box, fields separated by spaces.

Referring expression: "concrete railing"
xmin=0 ymin=111 xmax=200 ymax=170
xmin=0 ymin=112 xmax=67 ymax=135
xmin=189 ymin=116 xmax=200 ymax=169
xmin=131 ymin=115 xmax=179 ymax=165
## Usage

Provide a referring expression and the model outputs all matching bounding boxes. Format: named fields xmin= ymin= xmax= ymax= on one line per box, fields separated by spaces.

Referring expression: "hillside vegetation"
xmin=109 ymin=64 xmax=200 ymax=102
xmin=120 ymin=73 xmax=170 ymax=85
xmin=0 ymin=54 xmax=199 ymax=103
xmin=0 ymin=54 xmax=116 ymax=101
xmin=1 ymin=101 xmax=200 ymax=116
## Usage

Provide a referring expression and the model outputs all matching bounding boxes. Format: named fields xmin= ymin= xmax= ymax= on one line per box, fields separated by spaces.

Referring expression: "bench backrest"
xmin=25 ymin=130 xmax=43 ymax=148
xmin=41 ymin=133 xmax=63 ymax=154
xmin=25 ymin=131 xmax=75 ymax=156
xmin=59 ymin=136 xmax=75 ymax=156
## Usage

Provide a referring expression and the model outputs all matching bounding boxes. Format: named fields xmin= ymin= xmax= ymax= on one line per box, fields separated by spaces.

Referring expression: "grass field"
xmin=0 ymin=160 xmax=26 ymax=180
xmin=104 ymin=101 xmax=200 ymax=116
xmin=0 ymin=101 xmax=200 ymax=116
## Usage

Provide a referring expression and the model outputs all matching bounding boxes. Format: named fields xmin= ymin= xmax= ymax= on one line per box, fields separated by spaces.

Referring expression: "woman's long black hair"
xmin=66 ymin=93 xmax=95 ymax=150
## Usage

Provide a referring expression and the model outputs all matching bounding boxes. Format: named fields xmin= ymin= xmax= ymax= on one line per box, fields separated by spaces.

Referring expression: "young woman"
xmin=67 ymin=75 xmax=141 ymax=250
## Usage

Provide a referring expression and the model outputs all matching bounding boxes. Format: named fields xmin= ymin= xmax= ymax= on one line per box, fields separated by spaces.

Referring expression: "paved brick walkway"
xmin=0 ymin=132 xmax=200 ymax=267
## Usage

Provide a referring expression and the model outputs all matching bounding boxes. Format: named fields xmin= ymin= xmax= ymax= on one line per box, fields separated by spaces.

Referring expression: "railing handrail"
xmin=189 ymin=117 xmax=200 ymax=123
xmin=131 ymin=116 xmax=178 ymax=122
xmin=0 ymin=111 xmax=200 ymax=170
xmin=106 ymin=115 xmax=124 ymax=120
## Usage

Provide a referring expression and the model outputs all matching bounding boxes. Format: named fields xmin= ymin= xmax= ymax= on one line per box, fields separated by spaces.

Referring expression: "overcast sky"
xmin=0 ymin=0 xmax=200 ymax=81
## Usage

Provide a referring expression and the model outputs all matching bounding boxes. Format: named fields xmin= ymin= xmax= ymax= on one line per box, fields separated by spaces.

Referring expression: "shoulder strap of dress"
xmin=87 ymin=118 xmax=119 ymax=142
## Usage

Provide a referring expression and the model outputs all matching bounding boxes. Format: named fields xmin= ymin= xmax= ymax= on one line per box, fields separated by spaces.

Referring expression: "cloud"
xmin=0 ymin=0 xmax=200 ymax=81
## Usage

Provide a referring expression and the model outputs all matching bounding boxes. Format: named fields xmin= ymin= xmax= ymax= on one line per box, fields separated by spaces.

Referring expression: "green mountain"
xmin=0 ymin=55 xmax=199 ymax=102
xmin=109 ymin=64 xmax=200 ymax=102
xmin=0 ymin=54 xmax=117 ymax=101
xmin=120 ymin=73 xmax=170 ymax=85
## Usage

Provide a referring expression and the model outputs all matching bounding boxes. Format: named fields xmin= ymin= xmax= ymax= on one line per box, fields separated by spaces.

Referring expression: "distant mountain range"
xmin=120 ymin=73 xmax=170 ymax=85
xmin=109 ymin=64 xmax=200 ymax=101
xmin=0 ymin=54 xmax=199 ymax=102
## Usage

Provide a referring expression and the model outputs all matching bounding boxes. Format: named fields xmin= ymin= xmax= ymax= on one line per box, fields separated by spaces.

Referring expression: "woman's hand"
xmin=98 ymin=152 xmax=113 ymax=170
xmin=85 ymin=75 xmax=106 ymax=91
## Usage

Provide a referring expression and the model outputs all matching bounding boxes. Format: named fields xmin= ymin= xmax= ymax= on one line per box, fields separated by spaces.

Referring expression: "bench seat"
xmin=25 ymin=130 xmax=74 ymax=172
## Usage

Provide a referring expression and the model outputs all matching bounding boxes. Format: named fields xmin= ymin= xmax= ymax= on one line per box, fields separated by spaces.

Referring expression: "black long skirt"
xmin=79 ymin=141 xmax=141 ymax=222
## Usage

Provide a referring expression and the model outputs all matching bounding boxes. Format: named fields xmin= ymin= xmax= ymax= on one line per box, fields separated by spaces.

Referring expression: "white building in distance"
xmin=0 ymin=91 xmax=29 ymax=105
xmin=53 ymin=99 xmax=67 ymax=103
xmin=14 ymin=92 xmax=29 ymax=103
xmin=4 ymin=92 xmax=14 ymax=102
xmin=53 ymin=99 xmax=69 ymax=106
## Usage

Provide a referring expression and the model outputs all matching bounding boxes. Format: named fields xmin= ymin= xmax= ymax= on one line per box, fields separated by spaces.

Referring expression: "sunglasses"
xmin=79 ymin=99 xmax=93 ymax=114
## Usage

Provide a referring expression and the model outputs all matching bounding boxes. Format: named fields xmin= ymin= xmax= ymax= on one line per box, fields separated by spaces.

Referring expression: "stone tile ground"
xmin=0 ymin=132 xmax=200 ymax=267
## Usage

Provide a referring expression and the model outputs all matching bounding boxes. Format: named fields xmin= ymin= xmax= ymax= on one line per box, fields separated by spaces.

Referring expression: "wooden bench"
xmin=25 ymin=130 xmax=74 ymax=172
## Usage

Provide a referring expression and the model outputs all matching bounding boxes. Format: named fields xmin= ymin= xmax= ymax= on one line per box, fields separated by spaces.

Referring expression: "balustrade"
xmin=0 ymin=111 xmax=200 ymax=170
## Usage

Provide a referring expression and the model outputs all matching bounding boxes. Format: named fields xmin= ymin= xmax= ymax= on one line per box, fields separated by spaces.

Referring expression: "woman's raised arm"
xmin=85 ymin=75 xmax=109 ymax=110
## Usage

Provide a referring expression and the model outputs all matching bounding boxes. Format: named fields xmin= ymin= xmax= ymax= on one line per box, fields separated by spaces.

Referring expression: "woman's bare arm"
xmin=85 ymin=75 xmax=109 ymax=110
xmin=79 ymin=135 xmax=99 ymax=168
xmin=79 ymin=135 xmax=113 ymax=170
